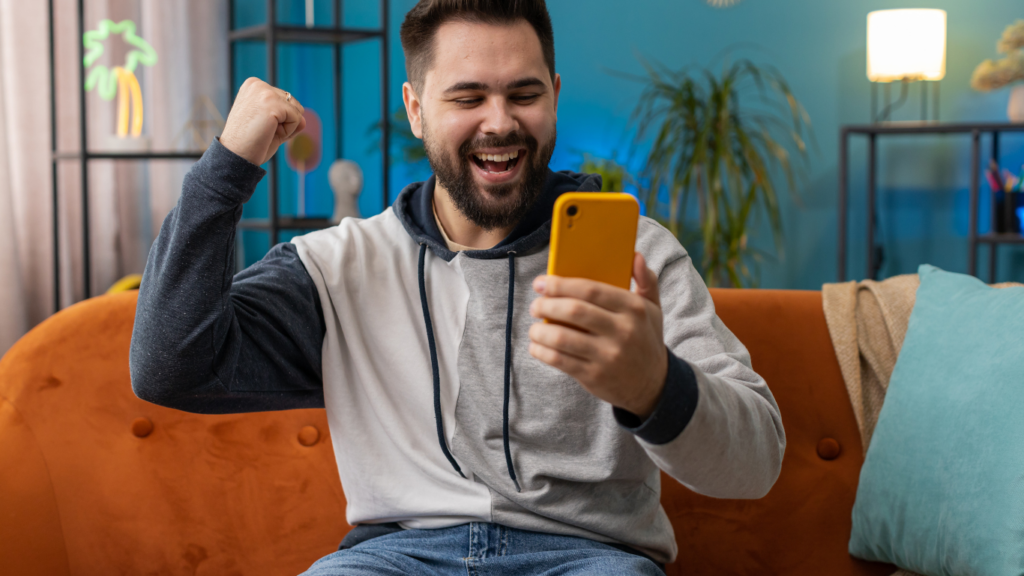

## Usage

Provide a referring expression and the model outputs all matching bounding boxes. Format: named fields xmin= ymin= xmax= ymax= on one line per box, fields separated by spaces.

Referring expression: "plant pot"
xmin=1010 ymin=85 xmax=1024 ymax=123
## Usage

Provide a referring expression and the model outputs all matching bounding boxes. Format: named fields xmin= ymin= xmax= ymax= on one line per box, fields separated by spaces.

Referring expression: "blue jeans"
xmin=301 ymin=523 xmax=665 ymax=575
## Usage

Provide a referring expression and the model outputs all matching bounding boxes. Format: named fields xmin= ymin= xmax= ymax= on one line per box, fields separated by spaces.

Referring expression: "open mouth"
xmin=470 ymin=149 xmax=523 ymax=174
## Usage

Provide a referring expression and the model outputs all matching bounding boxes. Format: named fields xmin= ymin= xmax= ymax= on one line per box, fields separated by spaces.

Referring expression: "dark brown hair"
xmin=400 ymin=0 xmax=556 ymax=94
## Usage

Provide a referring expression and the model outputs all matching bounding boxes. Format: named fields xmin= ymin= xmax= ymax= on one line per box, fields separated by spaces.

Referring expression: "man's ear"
xmin=403 ymin=82 xmax=424 ymax=139
xmin=552 ymin=73 xmax=561 ymax=119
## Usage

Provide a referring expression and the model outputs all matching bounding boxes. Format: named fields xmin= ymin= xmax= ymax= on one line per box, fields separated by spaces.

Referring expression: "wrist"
xmin=620 ymin=352 xmax=669 ymax=418
xmin=613 ymin=351 xmax=700 ymax=445
xmin=217 ymin=133 xmax=261 ymax=167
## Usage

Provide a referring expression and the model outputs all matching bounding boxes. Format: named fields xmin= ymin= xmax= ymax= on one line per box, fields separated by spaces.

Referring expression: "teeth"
xmin=474 ymin=150 xmax=520 ymax=162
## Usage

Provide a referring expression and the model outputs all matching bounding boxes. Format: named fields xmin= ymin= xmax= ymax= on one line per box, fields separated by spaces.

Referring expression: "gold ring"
xmin=284 ymin=92 xmax=292 ymax=102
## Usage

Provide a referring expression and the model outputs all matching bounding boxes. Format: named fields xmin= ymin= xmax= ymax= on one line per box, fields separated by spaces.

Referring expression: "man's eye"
xmin=455 ymin=98 xmax=482 ymax=106
xmin=512 ymin=94 xmax=539 ymax=103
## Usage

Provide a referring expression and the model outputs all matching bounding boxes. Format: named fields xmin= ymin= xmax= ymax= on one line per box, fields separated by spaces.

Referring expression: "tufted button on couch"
xmin=0 ymin=290 xmax=896 ymax=575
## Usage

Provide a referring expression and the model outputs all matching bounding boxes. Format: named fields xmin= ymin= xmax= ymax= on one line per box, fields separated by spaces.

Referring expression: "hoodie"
xmin=130 ymin=139 xmax=786 ymax=564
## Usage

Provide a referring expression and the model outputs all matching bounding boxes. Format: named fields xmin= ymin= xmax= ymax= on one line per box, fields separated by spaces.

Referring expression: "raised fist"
xmin=219 ymin=77 xmax=306 ymax=166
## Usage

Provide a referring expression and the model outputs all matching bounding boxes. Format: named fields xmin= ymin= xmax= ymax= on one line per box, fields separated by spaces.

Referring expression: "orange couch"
xmin=0 ymin=290 xmax=896 ymax=576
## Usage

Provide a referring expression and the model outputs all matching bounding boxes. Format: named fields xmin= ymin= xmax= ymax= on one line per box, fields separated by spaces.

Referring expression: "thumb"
xmin=633 ymin=252 xmax=660 ymax=307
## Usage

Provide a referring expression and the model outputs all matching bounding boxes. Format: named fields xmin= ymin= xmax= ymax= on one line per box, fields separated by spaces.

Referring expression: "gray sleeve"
xmin=129 ymin=139 xmax=326 ymax=414
xmin=615 ymin=219 xmax=786 ymax=499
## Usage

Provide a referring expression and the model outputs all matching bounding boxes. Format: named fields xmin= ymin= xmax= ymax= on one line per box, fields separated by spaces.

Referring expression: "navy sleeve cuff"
xmin=187 ymin=138 xmax=267 ymax=204
xmin=613 ymin=350 xmax=699 ymax=445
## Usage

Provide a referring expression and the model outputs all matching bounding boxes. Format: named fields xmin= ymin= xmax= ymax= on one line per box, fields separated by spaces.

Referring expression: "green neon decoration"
xmin=83 ymin=20 xmax=158 ymax=101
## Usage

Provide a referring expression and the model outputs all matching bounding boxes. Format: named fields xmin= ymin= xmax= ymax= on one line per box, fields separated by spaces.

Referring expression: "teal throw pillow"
xmin=849 ymin=264 xmax=1024 ymax=575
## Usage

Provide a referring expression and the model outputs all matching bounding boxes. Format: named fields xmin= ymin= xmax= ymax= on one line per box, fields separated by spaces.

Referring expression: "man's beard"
xmin=423 ymin=120 xmax=556 ymax=231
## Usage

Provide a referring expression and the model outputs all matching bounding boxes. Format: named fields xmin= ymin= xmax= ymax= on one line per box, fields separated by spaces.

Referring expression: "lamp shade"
xmin=867 ymin=9 xmax=947 ymax=82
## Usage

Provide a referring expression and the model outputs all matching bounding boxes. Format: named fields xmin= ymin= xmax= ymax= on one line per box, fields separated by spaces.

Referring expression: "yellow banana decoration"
xmin=114 ymin=67 xmax=143 ymax=138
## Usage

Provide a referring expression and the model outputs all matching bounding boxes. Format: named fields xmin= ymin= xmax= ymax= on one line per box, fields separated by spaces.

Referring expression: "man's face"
xmin=403 ymin=19 xmax=561 ymax=231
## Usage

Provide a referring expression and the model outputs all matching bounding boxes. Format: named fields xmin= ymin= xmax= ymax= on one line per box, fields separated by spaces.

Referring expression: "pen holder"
xmin=995 ymin=190 xmax=1023 ymax=234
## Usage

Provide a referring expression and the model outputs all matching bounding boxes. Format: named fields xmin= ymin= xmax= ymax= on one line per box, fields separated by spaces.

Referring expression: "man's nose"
xmin=480 ymin=98 xmax=519 ymax=136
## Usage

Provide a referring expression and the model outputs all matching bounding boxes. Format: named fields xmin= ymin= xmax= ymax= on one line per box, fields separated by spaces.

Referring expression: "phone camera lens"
xmin=567 ymin=205 xmax=578 ymax=216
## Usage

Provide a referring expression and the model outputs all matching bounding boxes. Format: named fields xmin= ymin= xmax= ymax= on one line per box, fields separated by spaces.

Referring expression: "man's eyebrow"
xmin=442 ymin=77 xmax=547 ymax=95
xmin=506 ymin=77 xmax=546 ymax=90
xmin=443 ymin=81 xmax=489 ymax=94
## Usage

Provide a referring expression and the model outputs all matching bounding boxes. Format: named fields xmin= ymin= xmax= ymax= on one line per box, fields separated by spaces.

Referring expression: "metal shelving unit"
xmin=228 ymin=0 xmax=390 ymax=245
xmin=838 ymin=122 xmax=1024 ymax=283
xmin=48 ymin=0 xmax=390 ymax=310
xmin=48 ymin=0 xmax=204 ymax=309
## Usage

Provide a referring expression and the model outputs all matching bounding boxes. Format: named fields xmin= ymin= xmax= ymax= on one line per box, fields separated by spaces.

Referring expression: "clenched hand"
xmin=219 ymin=77 xmax=306 ymax=166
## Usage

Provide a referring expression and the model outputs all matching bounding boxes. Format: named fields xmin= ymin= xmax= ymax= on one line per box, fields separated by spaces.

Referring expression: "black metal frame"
xmin=227 ymin=0 xmax=390 ymax=247
xmin=48 ymin=0 xmax=390 ymax=310
xmin=838 ymin=122 xmax=1024 ymax=283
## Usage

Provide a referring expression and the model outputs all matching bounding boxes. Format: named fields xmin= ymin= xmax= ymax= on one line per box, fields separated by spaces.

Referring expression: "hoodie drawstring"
xmin=418 ymin=244 xmax=466 ymax=479
xmin=503 ymin=251 xmax=521 ymax=492
xmin=417 ymin=243 xmax=520 ymax=492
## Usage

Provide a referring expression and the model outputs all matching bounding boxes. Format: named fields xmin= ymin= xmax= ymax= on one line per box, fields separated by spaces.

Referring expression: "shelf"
xmin=53 ymin=151 xmax=205 ymax=161
xmin=49 ymin=0 xmax=389 ymax=307
xmin=843 ymin=122 xmax=1024 ymax=136
xmin=238 ymin=217 xmax=335 ymax=231
xmin=229 ymin=24 xmax=383 ymax=44
xmin=978 ymin=233 xmax=1024 ymax=244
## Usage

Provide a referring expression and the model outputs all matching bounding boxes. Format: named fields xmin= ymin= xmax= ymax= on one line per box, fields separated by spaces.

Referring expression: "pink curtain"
xmin=0 ymin=0 xmax=227 ymax=355
xmin=0 ymin=0 xmax=48 ymax=354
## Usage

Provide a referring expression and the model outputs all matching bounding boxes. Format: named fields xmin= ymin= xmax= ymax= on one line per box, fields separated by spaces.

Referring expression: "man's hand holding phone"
xmin=528 ymin=253 xmax=669 ymax=420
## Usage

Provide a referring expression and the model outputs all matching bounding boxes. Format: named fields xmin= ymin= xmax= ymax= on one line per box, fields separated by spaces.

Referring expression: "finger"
xmin=281 ymin=104 xmax=303 ymax=137
xmin=529 ymin=341 xmax=589 ymax=379
xmin=278 ymin=88 xmax=305 ymax=115
xmin=533 ymin=275 xmax=634 ymax=313
xmin=632 ymin=253 xmax=661 ymax=307
xmin=274 ymin=116 xmax=306 ymax=144
xmin=261 ymin=88 xmax=303 ymax=135
xmin=529 ymin=322 xmax=600 ymax=360
xmin=529 ymin=296 xmax=617 ymax=335
xmin=270 ymin=99 xmax=304 ymax=142
xmin=240 ymin=76 xmax=262 ymax=94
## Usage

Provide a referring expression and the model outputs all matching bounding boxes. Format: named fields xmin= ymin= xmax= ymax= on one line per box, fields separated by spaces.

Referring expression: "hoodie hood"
xmin=393 ymin=169 xmax=603 ymax=261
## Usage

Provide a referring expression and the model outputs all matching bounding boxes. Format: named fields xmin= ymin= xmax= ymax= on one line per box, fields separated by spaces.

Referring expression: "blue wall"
xmin=235 ymin=0 xmax=1024 ymax=285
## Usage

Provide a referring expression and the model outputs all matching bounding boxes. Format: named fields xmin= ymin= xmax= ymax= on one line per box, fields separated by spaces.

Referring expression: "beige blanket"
xmin=821 ymin=274 xmax=1020 ymax=576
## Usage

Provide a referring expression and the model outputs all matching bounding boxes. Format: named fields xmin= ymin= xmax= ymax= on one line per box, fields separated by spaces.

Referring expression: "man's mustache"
xmin=458 ymin=133 xmax=538 ymax=157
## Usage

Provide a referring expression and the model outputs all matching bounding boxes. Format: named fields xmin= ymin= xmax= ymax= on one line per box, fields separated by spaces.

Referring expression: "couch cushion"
xmin=662 ymin=289 xmax=894 ymax=576
xmin=849 ymin=265 xmax=1024 ymax=574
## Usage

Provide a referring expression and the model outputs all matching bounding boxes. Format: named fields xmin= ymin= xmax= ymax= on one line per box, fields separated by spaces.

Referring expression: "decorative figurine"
xmin=329 ymin=160 xmax=363 ymax=224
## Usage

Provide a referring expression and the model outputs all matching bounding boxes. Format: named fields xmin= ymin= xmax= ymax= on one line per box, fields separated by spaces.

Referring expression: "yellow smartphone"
xmin=547 ymin=192 xmax=640 ymax=289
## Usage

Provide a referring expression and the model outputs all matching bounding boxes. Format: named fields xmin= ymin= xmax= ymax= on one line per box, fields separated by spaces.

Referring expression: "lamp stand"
xmin=871 ymin=79 xmax=940 ymax=123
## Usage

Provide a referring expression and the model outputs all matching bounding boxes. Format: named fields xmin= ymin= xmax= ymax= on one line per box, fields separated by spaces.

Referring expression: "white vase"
xmin=1010 ymin=85 xmax=1024 ymax=123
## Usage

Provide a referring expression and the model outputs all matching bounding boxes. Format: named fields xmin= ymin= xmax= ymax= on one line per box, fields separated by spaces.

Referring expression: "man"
xmin=130 ymin=1 xmax=785 ymax=574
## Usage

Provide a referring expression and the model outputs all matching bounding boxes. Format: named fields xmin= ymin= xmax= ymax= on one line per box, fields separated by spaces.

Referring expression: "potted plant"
xmin=629 ymin=58 xmax=812 ymax=287
xmin=971 ymin=20 xmax=1024 ymax=122
xmin=579 ymin=154 xmax=632 ymax=192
